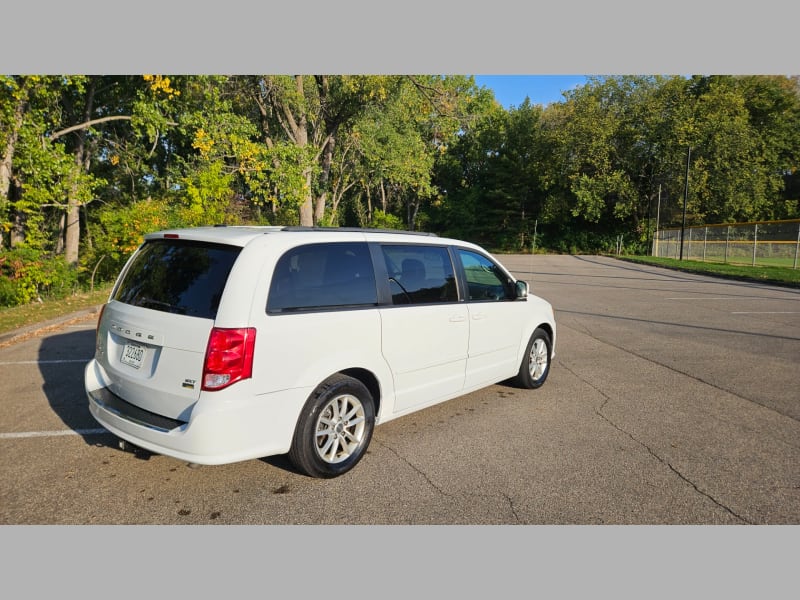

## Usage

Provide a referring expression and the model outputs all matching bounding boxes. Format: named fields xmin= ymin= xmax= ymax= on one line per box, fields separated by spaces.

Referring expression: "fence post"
xmin=752 ymin=223 xmax=758 ymax=267
xmin=703 ymin=227 xmax=708 ymax=262
xmin=794 ymin=223 xmax=799 ymax=270
xmin=724 ymin=226 xmax=730 ymax=264
xmin=688 ymin=228 xmax=693 ymax=260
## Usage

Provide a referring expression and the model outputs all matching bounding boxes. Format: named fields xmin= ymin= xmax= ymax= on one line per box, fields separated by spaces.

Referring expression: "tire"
xmin=512 ymin=327 xmax=552 ymax=389
xmin=288 ymin=374 xmax=375 ymax=478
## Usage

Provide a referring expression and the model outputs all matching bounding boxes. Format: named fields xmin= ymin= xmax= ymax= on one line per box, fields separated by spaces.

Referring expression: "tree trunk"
xmin=10 ymin=208 xmax=25 ymax=247
xmin=299 ymin=170 xmax=314 ymax=226
xmin=64 ymin=77 xmax=97 ymax=265
xmin=55 ymin=212 xmax=65 ymax=254
xmin=409 ymin=198 xmax=420 ymax=231
xmin=315 ymin=135 xmax=338 ymax=225
xmin=0 ymin=112 xmax=22 ymax=202
xmin=64 ymin=196 xmax=81 ymax=265
xmin=1 ymin=94 xmax=27 ymax=250
xmin=281 ymin=76 xmax=314 ymax=227
xmin=313 ymin=75 xmax=332 ymax=226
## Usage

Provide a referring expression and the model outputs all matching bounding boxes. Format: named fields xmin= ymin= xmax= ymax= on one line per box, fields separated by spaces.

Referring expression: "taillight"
xmin=95 ymin=304 xmax=107 ymax=350
xmin=202 ymin=327 xmax=256 ymax=391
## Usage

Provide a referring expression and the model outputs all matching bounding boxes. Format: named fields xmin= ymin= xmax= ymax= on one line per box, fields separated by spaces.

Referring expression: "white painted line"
xmin=0 ymin=428 xmax=108 ymax=440
xmin=667 ymin=297 xmax=743 ymax=300
xmin=0 ymin=359 xmax=91 ymax=366
xmin=731 ymin=311 xmax=800 ymax=315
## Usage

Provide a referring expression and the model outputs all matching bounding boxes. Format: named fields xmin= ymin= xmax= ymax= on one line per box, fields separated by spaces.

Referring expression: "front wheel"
xmin=288 ymin=374 xmax=375 ymax=478
xmin=512 ymin=328 xmax=552 ymax=389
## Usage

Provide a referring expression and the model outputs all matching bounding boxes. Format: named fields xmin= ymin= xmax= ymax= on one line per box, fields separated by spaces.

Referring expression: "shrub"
xmin=369 ymin=209 xmax=405 ymax=230
xmin=0 ymin=248 xmax=80 ymax=307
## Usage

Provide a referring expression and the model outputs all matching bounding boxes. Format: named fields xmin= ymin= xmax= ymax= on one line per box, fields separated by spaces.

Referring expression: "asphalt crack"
xmin=372 ymin=438 xmax=449 ymax=497
xmin=501 ymin=492 xmax=522 ymax=523
xmin=560 ymin=361 xmax=752 ymax=524
xmin=373 ymin=438 xmax=523 ymax=523
xmin=558 ymin=320 xmax=800 ymax=451
xmin=559 ymin=318 xmax=799 ymax=426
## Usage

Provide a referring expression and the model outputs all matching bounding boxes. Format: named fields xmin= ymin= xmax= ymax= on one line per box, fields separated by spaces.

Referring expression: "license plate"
xmin=121 ymin=342 xmax=146 ymax=369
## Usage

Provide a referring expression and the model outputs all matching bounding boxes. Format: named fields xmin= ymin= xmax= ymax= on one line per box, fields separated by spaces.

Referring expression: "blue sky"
xmin=473 ymin=75 xmax=589 ymax=109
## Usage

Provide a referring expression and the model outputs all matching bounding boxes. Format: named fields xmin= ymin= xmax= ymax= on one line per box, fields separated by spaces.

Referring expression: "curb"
xmin=0 ymin=305 xmax=103 ymax=347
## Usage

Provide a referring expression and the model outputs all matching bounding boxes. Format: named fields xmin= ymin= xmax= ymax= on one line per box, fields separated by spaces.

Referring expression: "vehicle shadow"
xmin=260 ymin=455 xmax=304 ymax=476
xmin=38 ymin=328 xmax=119 ymax=451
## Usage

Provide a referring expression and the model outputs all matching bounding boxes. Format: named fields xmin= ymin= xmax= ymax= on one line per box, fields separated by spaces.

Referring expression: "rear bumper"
xmin=89 ymin=386 xmax=186 ymax=433
xmin=85 ymin=359 xmax=310 ymax=465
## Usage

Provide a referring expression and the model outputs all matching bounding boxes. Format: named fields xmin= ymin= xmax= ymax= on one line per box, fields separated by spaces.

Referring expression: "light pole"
xmin=679 ymin=146 xmax=691 ymax=260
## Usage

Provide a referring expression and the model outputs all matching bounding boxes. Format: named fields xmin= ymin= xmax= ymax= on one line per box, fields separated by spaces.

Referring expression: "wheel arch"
xmin=535 ymin=322 xmax=555 ymax=356
xmin=515 ymin=320 xmax=556 ymax=368
xmin=339 ymin=367 xmax=382 ymax=417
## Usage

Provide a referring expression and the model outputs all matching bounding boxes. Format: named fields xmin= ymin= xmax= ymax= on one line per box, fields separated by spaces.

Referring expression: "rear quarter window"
xmin=267 ymin=242 xmax=378 ymax=313
xmin=112 ymin=239 xmax=241 ymax=319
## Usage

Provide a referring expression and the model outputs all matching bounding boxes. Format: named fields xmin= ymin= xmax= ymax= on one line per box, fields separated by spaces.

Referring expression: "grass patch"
xmin=0 ymin=285 xmax=113 ymax=337
xmin=618 ymin=255 xmax=800 ymax=288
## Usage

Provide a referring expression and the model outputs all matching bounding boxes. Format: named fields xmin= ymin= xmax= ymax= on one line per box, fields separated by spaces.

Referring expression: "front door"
xmin=457 ymin=249 xmax=526 ymax=389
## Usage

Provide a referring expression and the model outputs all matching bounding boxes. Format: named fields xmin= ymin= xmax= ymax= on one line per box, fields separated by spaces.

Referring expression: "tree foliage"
xmin=434 ymin=75 xmax=800 ymax=253
xmin=1 ymin=74 xmax=798 ymax=306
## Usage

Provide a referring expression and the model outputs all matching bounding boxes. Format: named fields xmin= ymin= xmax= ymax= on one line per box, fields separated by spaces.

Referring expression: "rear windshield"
xmin=112 ymin=239 xmax=241 ymax=319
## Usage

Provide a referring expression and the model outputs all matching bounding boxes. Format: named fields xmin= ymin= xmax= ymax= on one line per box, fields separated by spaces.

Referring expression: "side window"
xmin=381 ymin=245 xmax=458 ymax=305
xmin=267 ymin=242 xmax=377 ymax=313
xmin=457 ymin=249 xmax=515 ymax=302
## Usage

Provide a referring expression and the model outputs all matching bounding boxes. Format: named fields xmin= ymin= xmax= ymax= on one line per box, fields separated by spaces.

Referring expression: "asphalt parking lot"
xmin=1 ymin=255 xmax=798 ymax=524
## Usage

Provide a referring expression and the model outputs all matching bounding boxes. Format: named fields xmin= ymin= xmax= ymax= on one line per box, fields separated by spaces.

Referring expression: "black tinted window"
xmin=267 ymin=242 xmax=377 ymax=313
xmin=381 ymin=245 xmax=457 ymax=305
xmin=113 ymin=239 xmax=241 ymax=319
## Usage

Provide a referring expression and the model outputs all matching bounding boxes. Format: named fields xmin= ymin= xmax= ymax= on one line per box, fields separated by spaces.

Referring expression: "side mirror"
xmin=515 ymin=280 xmax=529 ymax=299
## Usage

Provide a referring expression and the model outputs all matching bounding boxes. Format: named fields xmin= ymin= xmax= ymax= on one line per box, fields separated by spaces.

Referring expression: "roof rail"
xmin=279 ymin=226 xmax=438 ymax=237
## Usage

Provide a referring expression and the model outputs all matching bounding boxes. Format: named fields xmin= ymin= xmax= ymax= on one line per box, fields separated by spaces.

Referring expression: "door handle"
xmin=449 ymin=315 xmax=467 ymax=322
xmin=472 ymin=313 xmax=487 ymax=320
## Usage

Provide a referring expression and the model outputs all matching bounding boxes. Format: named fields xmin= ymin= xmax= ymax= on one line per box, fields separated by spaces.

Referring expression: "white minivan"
xmin=85 ymin=226 xmax=556 ymax=477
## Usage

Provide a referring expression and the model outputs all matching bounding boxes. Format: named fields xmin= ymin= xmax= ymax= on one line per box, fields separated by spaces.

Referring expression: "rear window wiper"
xmin=137 ymin=297 xmax=188 ymax=315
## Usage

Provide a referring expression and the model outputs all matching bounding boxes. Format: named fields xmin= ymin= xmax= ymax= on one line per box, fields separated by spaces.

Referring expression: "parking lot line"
xmin=0 ymin=428 xmax=107 ymax=439
xmin=0 ymin=359 xmax=90 ymax=366
xmin=731 ymin=311 xmax=799 ymax=314
xmin=667 ymin=297 xmax=743 ymax=300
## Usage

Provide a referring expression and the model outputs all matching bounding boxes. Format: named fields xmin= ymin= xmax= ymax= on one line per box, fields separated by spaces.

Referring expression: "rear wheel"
xmin=288 ymin=374 xmax=375 ymax=478
xmin=513 ymin=328 xmax=551 ymax=389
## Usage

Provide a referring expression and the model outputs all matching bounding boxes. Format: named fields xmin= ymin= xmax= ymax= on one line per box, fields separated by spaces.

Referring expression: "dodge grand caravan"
xmin=85 ymin=226 xmax=556 ymax=478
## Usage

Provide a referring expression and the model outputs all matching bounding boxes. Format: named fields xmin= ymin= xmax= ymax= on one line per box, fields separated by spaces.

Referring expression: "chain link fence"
xmin=653 ymin=219 xmax=800 ymax=269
